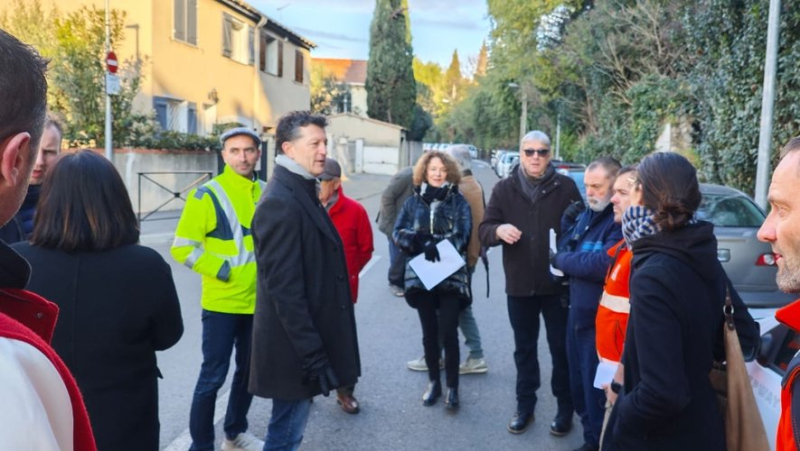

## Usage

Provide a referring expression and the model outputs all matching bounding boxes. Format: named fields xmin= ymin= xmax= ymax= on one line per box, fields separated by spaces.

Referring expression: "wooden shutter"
xmin=153 ymin=97 xmax=168 ymax=130
xmin=277 ymin=40 xmax=283 ymax=77
xmin=188 ymin=102 xmax=198 ymax=134
xmin=248 ymin=26 xmax=255 ymax=65
xmin=222 ymin=14 xmax=232 ymax=57
xmin=187 ymin=0 xmax=197 ymax=45
xmin=259 ymin=33 xmax=266 ymax=72
xmin=174 ymin=0 xmax=186 ymax=41
xmin=295 ymin=50 xmax=304 ymax=83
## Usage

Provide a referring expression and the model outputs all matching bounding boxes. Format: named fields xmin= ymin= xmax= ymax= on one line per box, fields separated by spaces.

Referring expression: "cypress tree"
xmin=365 ymin=0 xmax=416 ymax=129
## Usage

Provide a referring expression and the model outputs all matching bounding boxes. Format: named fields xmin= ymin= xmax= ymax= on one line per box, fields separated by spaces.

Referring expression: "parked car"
xmin=495 ymin=152 xmax=519 ymax=178
xmin=696 ymin=183 xmax=793 ymax=308
xmin=556 ymin=167 xmax=587 ymax=200
xmin=746 ymin=314 xmax=788 ymax=450
xmin=491 ymin=150 xmax=509 ymax=169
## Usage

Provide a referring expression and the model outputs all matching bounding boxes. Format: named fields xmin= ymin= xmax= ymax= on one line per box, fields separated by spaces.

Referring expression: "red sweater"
xmin=0 ymin=288 xmax=96 ymax=450
xmin=327 ymin=186 xmax=374 ymax=303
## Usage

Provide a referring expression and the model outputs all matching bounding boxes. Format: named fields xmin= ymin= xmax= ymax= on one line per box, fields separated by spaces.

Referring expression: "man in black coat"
xmin=250 ymin=111 xmax=360 ymax=449
xmin=479 ymin=130 xmax=582 ymax=436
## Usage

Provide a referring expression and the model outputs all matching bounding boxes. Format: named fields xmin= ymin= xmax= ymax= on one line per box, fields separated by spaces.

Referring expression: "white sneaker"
xmin=459 ymin=357 xmax=489 ymax=375
xmin=221 ymin=432 xmax=264 ymax=451
xmin=406 ymin=356 xmax=444 ymax=372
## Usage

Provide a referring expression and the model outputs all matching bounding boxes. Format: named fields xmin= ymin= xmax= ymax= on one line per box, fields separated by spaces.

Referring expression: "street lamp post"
xmin=508 ymin=82 xmax=527 ymax=145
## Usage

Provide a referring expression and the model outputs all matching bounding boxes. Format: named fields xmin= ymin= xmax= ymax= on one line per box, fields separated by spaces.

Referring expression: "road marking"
xmin=474 ymin=161 xmax=490 ymax=168
xmin=359 ymin=255 xmax=381 ymax=278
xmin=164 ymin=390 xmax=231 ymax=451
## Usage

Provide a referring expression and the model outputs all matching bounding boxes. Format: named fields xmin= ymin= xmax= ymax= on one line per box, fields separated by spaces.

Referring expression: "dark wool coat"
xmin=479 ymin=164 xmax=582 ymax=297
xmin=393 ymin=184 xmax=472 ymax=302
xmin=12 ymin=242 xmax=184 ymax=451
xmin=249 ymin=165 xmax=361 ymax=400
xmin=608 ymin=222 xmax=759 ymax=450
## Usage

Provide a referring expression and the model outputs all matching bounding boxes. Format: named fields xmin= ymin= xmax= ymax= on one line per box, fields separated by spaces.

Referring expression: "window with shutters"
xmin=222 ymin=13 xmax=254 ymax=65
xmin=294 ymin=49 xmax=304 ymax=83
xmin=153 ymin=97 xmax=198 ymax=134
xmin=173 ymin=0 xmax=197 ymax=45
xmin=260 ymin=33 xmax=282 ymax=76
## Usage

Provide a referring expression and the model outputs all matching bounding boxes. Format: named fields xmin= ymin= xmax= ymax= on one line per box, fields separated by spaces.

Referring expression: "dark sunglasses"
xmin=522 ymin=148 xmax=550 ymax=157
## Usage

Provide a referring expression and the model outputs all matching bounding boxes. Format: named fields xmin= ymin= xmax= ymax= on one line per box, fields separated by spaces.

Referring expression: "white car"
xmin=495 ymin=152 xmax=519 ymax=178
xmin=746 ymin=313 xmax=789 ymax=450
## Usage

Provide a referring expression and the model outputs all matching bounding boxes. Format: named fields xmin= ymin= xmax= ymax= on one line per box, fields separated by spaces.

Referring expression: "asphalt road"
xmin=153 ymin=161 xmax=585 ymax=450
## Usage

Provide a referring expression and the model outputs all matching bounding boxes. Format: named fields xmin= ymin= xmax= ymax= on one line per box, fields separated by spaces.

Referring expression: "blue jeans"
xmin=263 ymin=399 xmax=312 ymax=451
xmin=189 ymin=310 xmax=255 ymax=451
xmin=388 ymin=237 xmax=399 ymax=284
xmin=567 ymin=311 xmax=605 ymax=448
xmin=507 ymin=295 xmax=572 ymax=415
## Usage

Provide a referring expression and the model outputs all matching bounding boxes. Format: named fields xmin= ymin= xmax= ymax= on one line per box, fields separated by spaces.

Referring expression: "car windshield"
xmin=696 ymin=193 xmax=765 ymax=227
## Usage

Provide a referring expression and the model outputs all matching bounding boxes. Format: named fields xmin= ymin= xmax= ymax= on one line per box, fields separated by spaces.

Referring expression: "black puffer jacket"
xmin=393 ymin=184 xmax=472 ymax=301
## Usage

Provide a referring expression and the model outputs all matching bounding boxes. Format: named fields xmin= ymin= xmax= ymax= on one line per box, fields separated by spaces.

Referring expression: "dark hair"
xmin=0 ymin=29 xmax=49 ymax=161
xmin=275 ymin=111 xmax=327 ymax=154
xmin=412 ymin=151 xmax=461 ymax=186
xmin=780 ymin=136 xmax=800 ymax=159
xmin=587 ymin=156 xmax=622 ymax=180
xmin=31 ymin=150 xmax=140 ymax=252
xmin=637 ymin=152 xmax=701 ymax=232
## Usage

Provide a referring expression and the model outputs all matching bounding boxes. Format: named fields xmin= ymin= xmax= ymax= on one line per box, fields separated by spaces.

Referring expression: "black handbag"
xmin=388 ymin=249 xmax=408 ymax=289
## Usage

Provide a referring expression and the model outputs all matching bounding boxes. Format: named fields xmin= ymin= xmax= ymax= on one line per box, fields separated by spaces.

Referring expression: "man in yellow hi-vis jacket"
xmin=171 ymin=127 xmax=265 ymax=451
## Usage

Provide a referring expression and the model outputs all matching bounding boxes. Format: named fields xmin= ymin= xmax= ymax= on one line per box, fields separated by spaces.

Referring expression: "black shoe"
xmin=573 ymin=444 xmax=599 ymax=451
xmin=422 ymin=380 xmax=442 ymax=406
xmin=507 ymin=411 xmax=534 ymax=434
xmin=550 ymin=411 xmax=573 ymax=436
xmin=445 ymin=387 xmax=459 ymax=410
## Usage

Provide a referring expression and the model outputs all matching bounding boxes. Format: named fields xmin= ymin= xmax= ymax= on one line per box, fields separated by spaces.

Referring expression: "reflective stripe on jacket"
xmin=170 ymin=165 xmax=265 ymax=313
xmin=596 ymin=240 xmax=632 ymax=363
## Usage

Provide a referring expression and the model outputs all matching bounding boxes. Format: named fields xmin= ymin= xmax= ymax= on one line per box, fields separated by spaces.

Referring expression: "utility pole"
xmin=555 ymin=111 xmax=561 ymax=160
xmin=104 ymin=0 xmax=112 ymax=160
xmin=520 ymin=88 xmax=528 ymax=146
xmin=755 ymin=0 xmax=781 ymax=209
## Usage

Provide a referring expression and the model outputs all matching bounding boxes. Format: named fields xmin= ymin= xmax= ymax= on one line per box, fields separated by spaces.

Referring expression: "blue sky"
xmin=249 ymin=0 xmax=492 ymax=70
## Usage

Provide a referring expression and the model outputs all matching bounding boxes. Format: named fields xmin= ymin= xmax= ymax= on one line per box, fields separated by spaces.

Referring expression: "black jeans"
xmin=409 ymin=290 xmax=462 ymax=388
xmin=507 ymin=294 xmax=572 ymax=415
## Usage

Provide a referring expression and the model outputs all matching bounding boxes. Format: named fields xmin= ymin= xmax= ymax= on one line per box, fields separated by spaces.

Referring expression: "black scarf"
xmin=420 ymin=182 xmax=451 ymax=204
xmin=518 ymin=163 xmax=555 ymax=202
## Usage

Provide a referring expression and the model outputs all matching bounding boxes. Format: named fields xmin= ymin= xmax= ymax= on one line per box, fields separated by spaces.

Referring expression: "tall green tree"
xmin=444 ymin=50 xmax=464 ymax=102
xmin=365 ymin=0 xmax=416 ymax=129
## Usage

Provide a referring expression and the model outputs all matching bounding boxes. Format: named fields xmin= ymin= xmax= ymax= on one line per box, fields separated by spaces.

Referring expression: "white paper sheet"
xmin=408 ymin=239 xmax=466 ymax=291
xmin=593 ymin=361 xmax=619 ymax=389
xmin=549 ymin=228 xmax=564 ymax=277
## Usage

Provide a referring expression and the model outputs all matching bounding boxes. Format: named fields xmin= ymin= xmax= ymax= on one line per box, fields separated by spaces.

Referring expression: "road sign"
xmin=106 ymin=51 xmax=118 ymax=74
xmin=106 ymin=73 xmax=120 ymax=95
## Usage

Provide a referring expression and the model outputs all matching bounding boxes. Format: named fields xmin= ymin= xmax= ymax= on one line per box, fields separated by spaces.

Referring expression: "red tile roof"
xmin=312 ymin=58 xmax=367 ymax=85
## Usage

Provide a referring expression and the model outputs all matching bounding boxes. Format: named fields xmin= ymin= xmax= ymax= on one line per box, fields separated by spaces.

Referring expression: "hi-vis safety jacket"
xmin=595 ymin=239 xmax=632 ymax=364
xmin=171 ymin=165 xmax=265 ymax=314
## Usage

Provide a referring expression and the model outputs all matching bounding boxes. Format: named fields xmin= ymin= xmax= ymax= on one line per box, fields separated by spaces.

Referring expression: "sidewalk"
xmin=138 ymin=172 xmax=392 ymax=246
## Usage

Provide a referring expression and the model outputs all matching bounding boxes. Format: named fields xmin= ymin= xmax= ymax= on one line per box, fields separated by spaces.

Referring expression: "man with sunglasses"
xmin=480 ymin=131 xmax=582 ymax=436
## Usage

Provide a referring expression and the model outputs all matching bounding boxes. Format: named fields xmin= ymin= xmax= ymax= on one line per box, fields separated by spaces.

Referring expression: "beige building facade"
xmin=39 ymin=0 xmax=314 ymax=137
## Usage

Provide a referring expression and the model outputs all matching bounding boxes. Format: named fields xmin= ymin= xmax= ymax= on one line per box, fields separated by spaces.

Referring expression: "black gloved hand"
xmin=301 ymin=350 xmax=340 ymax=397
xmin=412 ymin=232 xmax=433 ymax=254
xmin=563 ymin=200 xmax=586 ymax=224
xmin=424 ymin=242 xmax=441 ymax=262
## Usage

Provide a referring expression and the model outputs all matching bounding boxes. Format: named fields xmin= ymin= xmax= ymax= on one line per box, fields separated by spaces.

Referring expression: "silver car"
xmin=697 ymin=183 xmax=793 ymax=308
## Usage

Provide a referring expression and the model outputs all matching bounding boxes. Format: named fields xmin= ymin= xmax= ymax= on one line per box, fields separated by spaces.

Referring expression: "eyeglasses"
xmin=522 ymin=148 xmax=550 ymax=157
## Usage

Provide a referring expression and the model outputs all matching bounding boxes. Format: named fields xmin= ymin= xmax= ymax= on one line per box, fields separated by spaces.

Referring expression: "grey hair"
xmin=446 ymin=145 xmax=472 ymax=171
xmin=521 ymin=130 xmax=551 ymax=147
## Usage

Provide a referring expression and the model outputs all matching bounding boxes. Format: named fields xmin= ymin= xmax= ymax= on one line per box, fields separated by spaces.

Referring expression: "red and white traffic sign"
xmin=106 ymin=51 xmax=118 ymax=74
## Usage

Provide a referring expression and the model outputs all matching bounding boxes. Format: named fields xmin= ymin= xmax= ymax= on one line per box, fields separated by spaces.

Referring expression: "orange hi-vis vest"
xmin=776 ymin=299 xmax=800 ymax=451
xmin=596 ymin=240 xmax=632 ymax=363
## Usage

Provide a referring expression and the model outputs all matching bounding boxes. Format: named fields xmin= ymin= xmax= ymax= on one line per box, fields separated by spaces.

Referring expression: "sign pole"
xmin=104 ymin=0 xmax=112 ymax=160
